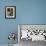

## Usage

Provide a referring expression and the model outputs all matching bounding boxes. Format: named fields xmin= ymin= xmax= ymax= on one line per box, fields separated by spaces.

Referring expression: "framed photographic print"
xmin=5 ymin=6 xmax=16 ymax=19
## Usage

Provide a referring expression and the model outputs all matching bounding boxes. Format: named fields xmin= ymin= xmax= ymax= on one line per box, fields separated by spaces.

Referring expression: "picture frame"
xmin=5 ymin=6 xmax=16 ymax=19
xmin=18 ymin=24 xmax=46 ymax=42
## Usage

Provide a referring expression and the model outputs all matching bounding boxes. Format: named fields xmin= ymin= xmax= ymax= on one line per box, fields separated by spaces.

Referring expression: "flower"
xmin=8 ymin=32 xmax=16 ymax=41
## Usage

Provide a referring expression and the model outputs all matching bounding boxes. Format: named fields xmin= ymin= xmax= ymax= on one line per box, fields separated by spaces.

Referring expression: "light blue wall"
xmin=17 ymin=0 xmax=46 ymax=24
xmin=0 ymin=0 xmax=46 ymax=44
xmin=0 ymin=0 xmax=17 ymax=44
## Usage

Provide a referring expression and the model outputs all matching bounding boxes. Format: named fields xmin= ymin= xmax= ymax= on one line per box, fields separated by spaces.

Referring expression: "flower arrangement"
xmin=8 ymin=32 xmax=16 ymax=46
xmin=8 ymin=32 xmax=16 ymax=41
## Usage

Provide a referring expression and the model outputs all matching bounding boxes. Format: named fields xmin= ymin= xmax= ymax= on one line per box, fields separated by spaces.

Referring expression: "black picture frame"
xmin=5 ymin=6 xmax=16 ymax=19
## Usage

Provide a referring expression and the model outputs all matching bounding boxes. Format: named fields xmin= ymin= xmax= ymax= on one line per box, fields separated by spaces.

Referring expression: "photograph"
xmin=5 ymin=6 xmax=16 ymax=19
xmin=18 ymin=24 xmax=46 ymax=41
xmin=18 ymin=24 xmax=46 ymax=46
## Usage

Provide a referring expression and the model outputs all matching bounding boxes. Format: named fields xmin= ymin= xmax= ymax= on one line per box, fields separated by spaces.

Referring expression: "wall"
xmin=16 ymin=0 xmax=46 ymax=24
xmin=0 ymin=0 xmax=46 ymax=45
xmin=0 ymin=0 xmax=18 ymax=44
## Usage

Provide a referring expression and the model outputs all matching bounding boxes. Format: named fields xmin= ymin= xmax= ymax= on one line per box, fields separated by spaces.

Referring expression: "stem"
xmin=8 ymin=42 xmax=9 ymax=46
